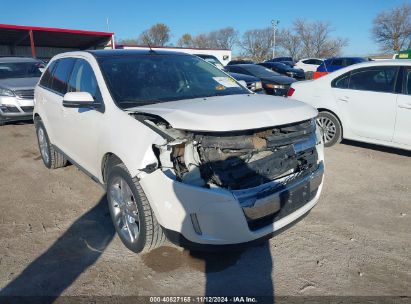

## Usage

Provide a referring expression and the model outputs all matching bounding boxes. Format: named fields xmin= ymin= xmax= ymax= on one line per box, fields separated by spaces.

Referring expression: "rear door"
xmin=39 ymin=58 xmax=75 ymax=147
xmin=393 ymin=66 xmax=411 ymax=146
xmin=332 ymin=66 xmax=399 ymax=141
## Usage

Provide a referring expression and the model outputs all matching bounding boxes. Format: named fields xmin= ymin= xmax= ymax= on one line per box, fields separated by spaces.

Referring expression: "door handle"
xmin=398 ymin=102 xmax=411 ymax=110
xmin=338 ymin=96 xmax=350 ymax=102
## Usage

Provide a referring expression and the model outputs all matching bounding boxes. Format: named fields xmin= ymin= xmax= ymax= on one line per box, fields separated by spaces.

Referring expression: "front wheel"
xmin=316 ymin=111 xmax=342 ymax=147
xmin=107 ymin=164 xmax=165 ymax=253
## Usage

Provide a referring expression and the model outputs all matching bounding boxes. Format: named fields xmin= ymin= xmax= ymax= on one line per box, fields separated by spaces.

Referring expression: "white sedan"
xmin=295 ymin=58 xmax=323 ymax=72
xmin=288 ymin=60 xmax=411 ymax=150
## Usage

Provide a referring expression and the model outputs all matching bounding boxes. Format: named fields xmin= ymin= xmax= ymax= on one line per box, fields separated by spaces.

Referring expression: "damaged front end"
xmin=133 ymin=112 xmax=323 ymax=231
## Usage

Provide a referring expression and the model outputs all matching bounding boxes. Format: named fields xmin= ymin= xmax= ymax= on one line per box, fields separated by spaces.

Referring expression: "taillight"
xmin=287 ymin=87 xmax=295 ymax=97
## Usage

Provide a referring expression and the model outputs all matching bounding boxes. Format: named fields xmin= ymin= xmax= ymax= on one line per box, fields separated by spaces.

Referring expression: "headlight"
xmin=266 ymin=83 xmax=285 ymax=89
xmin=0 ymin=88 xmax=15 ymax=97
xmin=286 ymin=71 xmax=294 ymax=76
xmin=255 ymin=81 xmax=262 ymax=90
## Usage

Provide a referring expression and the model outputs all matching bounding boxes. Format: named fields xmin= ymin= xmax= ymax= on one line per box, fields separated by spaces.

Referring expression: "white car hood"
xmin=128 ymin=94 xmax=318 ymax=132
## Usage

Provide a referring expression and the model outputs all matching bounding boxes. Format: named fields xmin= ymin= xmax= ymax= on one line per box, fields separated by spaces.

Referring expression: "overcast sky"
xmin=2 ymin=0 xmax=407 ymax=56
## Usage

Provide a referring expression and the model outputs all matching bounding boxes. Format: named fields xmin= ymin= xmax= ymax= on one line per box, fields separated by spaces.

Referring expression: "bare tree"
xmin=191 ymin=34 xmax=210 ymax=48
xmin=239 ymin=28 xmax=273 ymax=62
xmin=277 ymin=29 xmax=302 ymax=59
xmin=372 ymin=3 xmax=411 ymax=53
xmin=207 ymin=27 xmax=238 ymax=49
xmin=293 ymin=19 xmax=347 ymax=58
xmin=139 ymin=23 xmax=171 ymax=46
xmin=177 ymin=33 xmax=194 ymax=47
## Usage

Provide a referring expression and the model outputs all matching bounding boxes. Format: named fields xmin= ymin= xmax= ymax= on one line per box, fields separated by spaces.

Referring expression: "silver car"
xmin=0 ymin=57 xmax=44 ymax=125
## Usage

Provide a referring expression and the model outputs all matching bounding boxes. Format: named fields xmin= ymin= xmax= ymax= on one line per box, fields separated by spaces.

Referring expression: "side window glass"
xmin=68 ymin=59 xmax=100 ymax=100
xmin=50 ymin=59 xmax=75 ymax=94
xmin=403 ymin=68 xmax=411 ymax=95
xmin=302 ymin=59 xmax=311 ymax=64
xmin=332 ymin=72 xmax=350 ymax=89
xmin=39 ymin=61 xmax=56 ymax=88
xmin=349 ymin=67 xmax=398 ymax=93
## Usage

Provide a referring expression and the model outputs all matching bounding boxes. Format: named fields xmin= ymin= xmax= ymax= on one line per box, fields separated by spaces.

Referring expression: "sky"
xmin=1 ymin=0 xmax=408 ymax=56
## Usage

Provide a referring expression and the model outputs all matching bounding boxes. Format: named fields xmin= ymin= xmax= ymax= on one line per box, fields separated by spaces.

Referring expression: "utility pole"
xmin=271 ymin=20 xmax=279 ymax=59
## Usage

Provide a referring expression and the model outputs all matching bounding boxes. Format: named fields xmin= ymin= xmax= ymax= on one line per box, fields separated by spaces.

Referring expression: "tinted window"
xmin=39 ymin=61 xmax=57 ymax=88
xmin=403 ymin=68 xmax=411 ymax=95
xmin=330 ymin=59 xmax=343 ymax=66
xmin=312 ymin=59 xmax=323 ymax=65
xmin=50 ymin=59 xmax=75 ymax=94
xmin=68 ymin=59 xmax=100 ymax=100
xmin=349 ymin=66 xmax=398 ymax=93
xmin=332 ymin=72 xmax=350 ymax=89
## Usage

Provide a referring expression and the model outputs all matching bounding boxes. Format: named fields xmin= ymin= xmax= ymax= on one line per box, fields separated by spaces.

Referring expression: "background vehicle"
xmin=266 ymin=57 xmax=294 ymax=64
xmin=316 ymin=57 xmax=370 ymax=73
xmin=288 ymin=60 xmax=411 ymax=150
xmin=34 ymin=50 xmax=324 ymax=253
xmin=259 ymin=62 xmax=305 ymax=80
xmin=227 ymin=59 xmax=255 ymax=65
xmin=0 ymin=57 xmax=44 ymax=125
xmin=225 ymin=64 xmax=296 ymax=96
xmin=295 ymin=58 xmax=324 ymax=72
xmin=196 ymin=54 xmax=263 ymax=93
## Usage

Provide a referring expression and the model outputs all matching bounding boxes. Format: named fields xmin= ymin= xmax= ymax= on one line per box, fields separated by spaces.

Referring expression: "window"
xmin=50 ymin=59 xmax=75 ymax=94
xmin=97 ymin=54 xmax=248 ymax=109
xmin=403 ymin=68 xmax=411 ymax=95
xmin=330 ymin=59 xmax=343 ymax=66
xmin=332 ymin=72 xmax=350 ymax=89
xmin=349 ymin=66 xmax=398 ymax=93
xmin=312 ymin=59 xmax=323 ymax=65
xmin=302 ymin=59 xmax=311 ymax=64
xmin=68 ymin=59 xmax=100 ymax=100
xmin=39 ymin=61 xmax=57 ymax=88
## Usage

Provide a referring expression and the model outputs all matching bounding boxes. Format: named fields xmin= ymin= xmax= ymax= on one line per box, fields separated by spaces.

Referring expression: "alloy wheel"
xmin=109 ymin=176 xmax=140 ymax=244
xmin=316 ymin=116 xmax=337 ymax=144
xmin=37 ymin=127 xmax=50 ymax=164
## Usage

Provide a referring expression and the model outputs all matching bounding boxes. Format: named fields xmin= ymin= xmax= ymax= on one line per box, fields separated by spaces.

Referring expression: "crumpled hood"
xmin=0 ymin=77 xmax=39 ymax=91
xmin=128 ymin=94 xmax=317 ymax=132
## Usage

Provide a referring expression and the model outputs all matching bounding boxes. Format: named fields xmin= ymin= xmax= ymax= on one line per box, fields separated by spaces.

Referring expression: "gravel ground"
xmin=0 ymin=122 xmax=410 ymax=302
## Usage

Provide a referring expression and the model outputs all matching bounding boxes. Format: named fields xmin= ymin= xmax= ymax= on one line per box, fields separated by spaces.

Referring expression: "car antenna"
xmin=147 ymin=42 xmax=156 ymax=53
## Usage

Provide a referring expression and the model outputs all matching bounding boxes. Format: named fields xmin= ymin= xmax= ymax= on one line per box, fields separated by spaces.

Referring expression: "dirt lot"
xmin=0 ymin=122 xmax=410 ymax=301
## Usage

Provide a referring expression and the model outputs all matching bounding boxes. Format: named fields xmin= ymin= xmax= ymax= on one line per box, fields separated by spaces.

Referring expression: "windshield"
xmin=98 ymin=54 xmax=248 ymax=109
xmin=0 ymin=61 xmax=43 ymax=79
xmin=245 ymin=65 xmax=280 ymax=77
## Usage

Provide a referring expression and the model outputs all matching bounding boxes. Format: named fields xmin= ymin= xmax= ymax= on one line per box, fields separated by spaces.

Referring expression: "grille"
xmin=14 ymin=89 xmax=34 ymax=100
xmin=1 ymin=106 xmax=20 ymax=113
xmin=21 ymin=106 xmax=34 ymax=113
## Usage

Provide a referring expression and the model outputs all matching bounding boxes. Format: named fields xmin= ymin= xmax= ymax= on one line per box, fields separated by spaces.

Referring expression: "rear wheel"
xmin=35 ymin=120 xmax=67 ymax=169
xmin=107 ymin=163 xmax=165 ymax=253
xmin=316 ymin=111 xmax=342 ymax=147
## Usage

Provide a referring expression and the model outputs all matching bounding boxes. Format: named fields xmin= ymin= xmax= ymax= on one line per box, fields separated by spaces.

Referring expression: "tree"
xmin=207 ymin=27 xmax=238 ymax=49
xmin=192 ymin=34 xmax=210 ymax=48
xmin=177 ymin=33 xmax=194 ymax=47
xmin=277 ymin=29 xmax=302 ymax=59
xmin=117 ymin=38 xmax=139 ymax=45
xmin=293 ymin=19 xmax=347 ymax=58
xmin=372 ymin=3 xmax=411 ymax=53
xmin=239 ymin=27 xmax=273 ymax=62
xmin=139 ymin=23 xmax=171 ymax=46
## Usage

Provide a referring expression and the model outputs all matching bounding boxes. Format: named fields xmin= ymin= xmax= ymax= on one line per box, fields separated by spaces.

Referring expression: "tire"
xmin=35 ymin=120 xmax=67 ymax=169
xmin=107 ymin=163 xmax=165 ymax=253
xmin=316 ymin=111 xmax=342 ymax=147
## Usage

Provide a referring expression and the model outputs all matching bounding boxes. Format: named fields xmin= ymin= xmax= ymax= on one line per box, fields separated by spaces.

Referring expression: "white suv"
xmin=34 ymin=50 xmax=324 ymax=253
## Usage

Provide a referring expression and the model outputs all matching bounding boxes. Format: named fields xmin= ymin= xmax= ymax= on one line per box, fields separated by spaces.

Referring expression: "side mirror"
xmin=63 ymin=92 xmax=96 ymax=108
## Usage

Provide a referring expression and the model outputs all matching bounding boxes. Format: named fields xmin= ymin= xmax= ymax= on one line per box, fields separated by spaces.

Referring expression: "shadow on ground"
xmin=341 ymin=139 xmax=411 ymax=157
xmin=0 ymin=196 xmax=115 ymax=303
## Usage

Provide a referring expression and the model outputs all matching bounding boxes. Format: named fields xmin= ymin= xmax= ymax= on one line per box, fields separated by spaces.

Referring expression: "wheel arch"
xmin=317 ymin=108 xmax=344 ymax=138
xmin=101 ymin=153 xmax=125 ymax=185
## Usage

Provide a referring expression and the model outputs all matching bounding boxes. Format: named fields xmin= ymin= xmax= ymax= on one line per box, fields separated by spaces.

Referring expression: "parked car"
xmin=259 ymin=62 xmax=305 ymax=80
xmin=227 ymin=59 xmax=255 ymax=65
xmin=34 ymin=50 xmax=324 ymax=253
xmin=295 ymin=58 xmax=324 ymax=72
xmin=280 ymin=61 xmax=296 ymax=68
xmin=195 ymin=54 xmax=263 ymax=93
xmin=225 ymin=64 xmax=296 ymax=95
xmin=0 ymin=57 xmax=44 ymax=125
xmin=266 ymin=57 xmax=294 ymax=63
xmin=316 ymin=57 xmax=370 ymax=73
xmin=288 ymin=60 xmax=411 ymax=150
